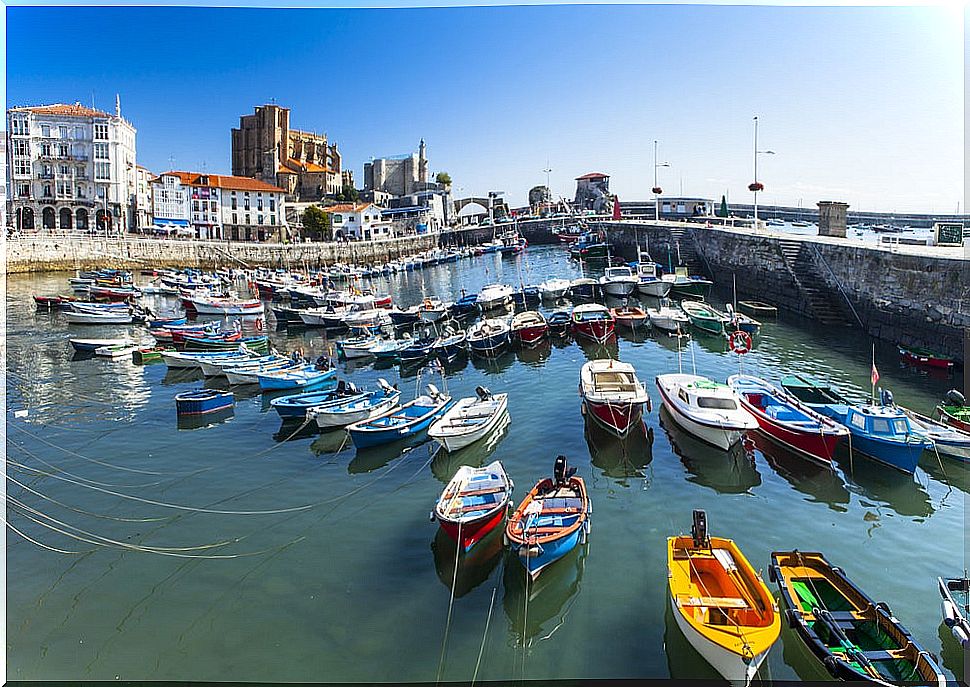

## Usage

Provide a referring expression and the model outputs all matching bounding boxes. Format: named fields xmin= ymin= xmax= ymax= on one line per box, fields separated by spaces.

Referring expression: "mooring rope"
xmin=470 ymin=586 xmax=497 ymax=687
xmin=436 ymin=519 xmax=462 ymax=684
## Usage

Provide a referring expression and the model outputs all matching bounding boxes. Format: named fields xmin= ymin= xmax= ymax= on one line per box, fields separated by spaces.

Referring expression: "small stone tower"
xmin=817 ymin=201 xmax=849 ymax=238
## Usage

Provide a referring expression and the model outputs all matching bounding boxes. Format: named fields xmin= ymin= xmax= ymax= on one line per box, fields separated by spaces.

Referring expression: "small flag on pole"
xmin=871 ymin=360 xmax=879 ymax=387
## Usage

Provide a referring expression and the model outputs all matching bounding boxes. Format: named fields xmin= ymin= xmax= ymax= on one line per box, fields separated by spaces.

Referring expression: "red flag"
xmin=612 ymin=196 xmax=621 ymax=220
xmin=871 ymin=361 xmax=880 ymax=387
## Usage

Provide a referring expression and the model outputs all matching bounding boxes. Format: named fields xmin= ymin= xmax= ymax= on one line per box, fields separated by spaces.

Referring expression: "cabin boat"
xmin=467 ymin=318 xmax=511 ymax=356
xmin=505 ymin=456 xmax=590 ymax=580
xmin=668 ymin=511 xmax=780 ymax=684
xmin=728 ymin=374 xmax=848 ymax=466
xmin=655 ymin=373 xmax=758 ymax=450
xmin=771 ymin=550 xmax=947 ymax=686
xmin=476 ymin=283 xmax=514 ymax=310
xmin=598 ymin=266 xmax=638 ymax=298
xmin=647 ymin=302 xmax=690 ymax=333
xmin=668 ymin=266 xmax=714 ymax=299
xmin=537 ymin=277 xmax=571 ymax=301
xmin=347 ymin=384 xmax=454 ymax=448
xmin=428 ymin=387 xmax=509 ymax=452
xmin=570 ymin=304 xmax=615 ymax=344
xmin=580 ymin=359 xmax=652 ymax=437
xmin=433 ymin=460 xmax=514 ymax=552
xmin=418 ymin=297 xmax=448 ymax=322
xmin=635 ymin=261 xmax=673 ymax=298
xmin=510 ymin=311 xmax=549 ymax=347
xmin=309 ymin=381 xmax=401 ymax=428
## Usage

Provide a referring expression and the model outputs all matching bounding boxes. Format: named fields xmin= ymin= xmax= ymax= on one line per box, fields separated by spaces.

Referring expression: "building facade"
xmin=327 ymin=202 xmax=393 ymax=240
xmin=574 ymin=172 xmax=611 ymax=212
xmin=231 ymin=104 xmax=341 ymax=202
xmin=150 ymin=171 xmax=287 ymax=241
xmin=134 ymin=165 xmax=154 ymax=232
xmin=363 ymin=140 xmax=429 ymax=197
xmin=7 ymin=100 xmax=137 ymax=233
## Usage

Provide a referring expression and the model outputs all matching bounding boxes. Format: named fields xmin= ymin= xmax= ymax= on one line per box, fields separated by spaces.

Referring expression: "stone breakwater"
xmin=2 ymin=234 xmax=439 ymax=274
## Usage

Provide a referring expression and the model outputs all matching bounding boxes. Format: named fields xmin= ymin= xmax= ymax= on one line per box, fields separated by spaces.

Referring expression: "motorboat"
xmin=537 ymin=277 xmax=571 ymax=301
xmin=476 ymin=283 xmax=514 ymax=310
xmin=580 ymin=359 xmax=652 ymax=437
xmin=510 ymin=311 xmax=549 ymax=347
xmin=598 ymin=265 xmax=638 ymax=298
xmin=647 ymin=301 xmax=689 ymax=332
xmin=655 ymin=373 xmax=758 ymax=450
xmin=432 ymin=460 xmax=514 ymax=552
xmin=570 ymin=303 xmax=615 ymax=344
xmin=428 ymin=386 xmax=510 ymax=452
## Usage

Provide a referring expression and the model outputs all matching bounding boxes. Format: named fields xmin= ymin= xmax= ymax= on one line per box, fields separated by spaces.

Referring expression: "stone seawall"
xmin=2 ymin=234 xmax=440 ymax=274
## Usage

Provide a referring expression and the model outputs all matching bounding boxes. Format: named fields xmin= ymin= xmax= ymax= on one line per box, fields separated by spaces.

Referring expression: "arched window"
xmin=42 ymin=207 xmax=56 ymax=230
xmin=59 ymin=207 xmax=73 ymax=230
xmin=18 ymin=207 xmax=35 ymax=231
xmin=96 ymin=209 xmax=111 ymax=231
xmin=76 ymin=208 xmax=89 ymax=230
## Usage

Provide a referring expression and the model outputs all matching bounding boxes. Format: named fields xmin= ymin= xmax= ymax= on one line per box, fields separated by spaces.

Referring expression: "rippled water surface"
xmin=6 ymin=247 xmax=967 ymax=682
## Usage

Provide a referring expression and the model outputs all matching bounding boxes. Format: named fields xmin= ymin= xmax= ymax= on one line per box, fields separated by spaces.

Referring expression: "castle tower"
xmin=418 ymin=138 xmax=428 ymax=184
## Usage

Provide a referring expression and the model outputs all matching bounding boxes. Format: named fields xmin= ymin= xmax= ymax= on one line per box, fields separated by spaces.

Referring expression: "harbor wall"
xmin=2 ymin=234 xmax=440 ymax=274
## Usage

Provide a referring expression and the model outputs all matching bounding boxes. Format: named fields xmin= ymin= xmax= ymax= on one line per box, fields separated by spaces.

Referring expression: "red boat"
xmin=898 ymin=346 xmax=954 ymax=370
xmin=580 ymin=359 xmax=652 ymax=436
xmin=433 ymin=461 xmax=513 ymax=552
xmin=89 ymin=285 xmax=139 ymax=301
xmin=510 ymin=310 xmax=549 ymax=346
xmin=570 ymin=304 xmax=615 ymax=344
xmin=373 ymin=294 xmax=393 ymax=309
xmin=728 ymin=374 xmax=849 ymax=466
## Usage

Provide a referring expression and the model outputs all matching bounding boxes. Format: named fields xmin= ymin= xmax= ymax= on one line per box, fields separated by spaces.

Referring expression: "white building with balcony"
xmin=150 ymin=171 xmax=288 ymax=241
xmin=6 ymin=100 xmax=136 ymax=233
xmin=134 ymin=165 xmax=155 ymax=232
xmin=326 ymin=202 xmax=393 ymax=240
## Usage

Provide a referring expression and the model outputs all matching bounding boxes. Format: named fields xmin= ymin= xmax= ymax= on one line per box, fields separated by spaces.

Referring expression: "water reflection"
xmin=514 ymin=339 xmax=552 ymax=367
xmin=430 ymin=413 xmax=511 ymax=484
xmin=751 ymin=432 xmax=850 ymax=512
xmin=176 ymin=406 xmax=234 ymax=430
xmin=584 ymin=417 xmax=654 ymax=484
xmin=575 ymin=336 xmax=619 ymax=361
xmin=920 ymin=455 xmax=970 ymax=496
xmin=273 ymin=418 xmax=319 ymax=442
xmin=658 ymin=406 xmax=761 ymax=494
xmin=502 ymin=543 xmax=587 ymax=649
xmin=310 ymin=429 xmax=351 ymax=455
xmin=839 ymin=454 xmax=935 ymax=519
xmin=431 ymin=526 xmax=504 ymax=599
xmin=469 ymin=351 xmax=515 ymax=375
xmin=937 ymin=621 xmax=966 ymax=682
xmin=778 ymin=618 xmax=835 ymax=682
xmin=662 ymin=596 xmax=725 ymax=681
xmin=348 ymin=438 xmax=432 ymax=474
xmin=163 ymin=367 xmax=203 ymax=386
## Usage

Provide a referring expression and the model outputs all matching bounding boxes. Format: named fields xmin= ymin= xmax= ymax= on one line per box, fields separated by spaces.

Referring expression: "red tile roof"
xmin=158 ymin=171 xmax=286 ymax=193
xmin=11 ymin=103 xmax=112 ymax=118
xmin=325 ymin=203 xmax=373 ymax=214
xmin=575 ymin=172 xmax=610 ymax=181
xmin=279 ymin=158 xmax=329 ymax=174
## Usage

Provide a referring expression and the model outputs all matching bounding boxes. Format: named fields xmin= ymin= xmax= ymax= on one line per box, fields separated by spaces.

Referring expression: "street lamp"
xmin=652 ymin=140 xmax=670 ymax=222
xmin=749 ymin=116 xmax=775 ymax=229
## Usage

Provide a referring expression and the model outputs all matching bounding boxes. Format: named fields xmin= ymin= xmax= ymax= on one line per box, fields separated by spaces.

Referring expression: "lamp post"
xmin=749 ymin=116 xmax=775 ymax=229
xmin=542 ymin=164 xmax=552 ymax=214
xmin=652 ymin=140 xmax=670 ymax=222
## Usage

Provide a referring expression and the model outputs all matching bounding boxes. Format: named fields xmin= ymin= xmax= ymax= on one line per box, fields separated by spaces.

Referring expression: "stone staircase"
xmin=667 ymin=226 xmax=710 ymax=277
xmin=777 ymin=239 xmax=853 ymax=326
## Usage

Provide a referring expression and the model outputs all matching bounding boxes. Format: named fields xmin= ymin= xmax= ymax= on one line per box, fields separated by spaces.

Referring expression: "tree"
xmin=435 ymin=171 xmax=452 ymax=186
xmin=302 ymin=205 xmax=331 ymax=241
xmin=717 ymin=195 xmax=729 ymax=218
xmin=335 ymin=184 xmax=359 ymax=202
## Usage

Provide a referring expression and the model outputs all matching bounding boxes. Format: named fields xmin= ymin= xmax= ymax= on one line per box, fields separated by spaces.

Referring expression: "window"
xmin=95 ymin=162 xmax=110 ymax=180
xmin=193 ymin=201 xmax=199 ymax=212
xmin=18 ymin=183 xmax=29 ymax=197
xmin=871 ymin=418 xmax=891 ymax=435
xmin=892 ymin=419 xmax=908 ymax=434
xmin=41 ymin=142 xmax=51 ymax=157
xmin=270 ymin=216 xmax=275 ymax=226
xmin=244 ymin=199 xmax=250 ymax=210
xmin=75 ymin=126 xmax=84 ymax=139
xmin=94 ymin=123 xmax=108 ymax=140
xmin=94 ymin=143 xmax=109 ymax=160
xmin=14 ymin=160 xmax=31 ymax=176
xmin=43 ymin=184 xmax=52 ymax=197
xmin=257 ymin=199 xmax=263 ymax=210
xmin=59 ymin=126 xmax=69 ymax=138
xmin=849 ymin=412 xmax=866 ymax=430
xmin=245 ymin=214 xmax=250 ymax=225
xmin=333 ymin=214 xmax=343 ymax=223
xmin=269 ymin=199 xmax=275 ymax=211
xmin=14 ymin=140 xmax=29 ymax=156
xmin=258 ymin=215 xmax=263 ymax=225
xmin=678 ymin=389 xmax=689 ymax=403
xmin=210 ymin=201 xmax=217 ymax=212
xmin=232 ymin=213 xmax=237 ymax=224
xmin=696 ymin=397 xmax=737 ymax=410
xmin=58 ymin=144 xmax=69 ymax=158
xmin=41 ymin=125 xmax=51 ymax=137
xmin=77 ymin=186 xmax=85 ymax=198
xmin=11 ymin=118 xmax=24 ymax=135
xmin=230 ymin=197 xmax=237 ymax=210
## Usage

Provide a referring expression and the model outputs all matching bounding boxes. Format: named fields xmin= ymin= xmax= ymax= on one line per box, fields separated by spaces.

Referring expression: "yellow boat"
xmin=667 ymin=510 xmax=780 ymax=684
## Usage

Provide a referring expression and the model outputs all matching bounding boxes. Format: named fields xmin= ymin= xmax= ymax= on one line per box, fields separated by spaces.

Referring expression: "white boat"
xmin=160 ymin=349 xmax=253 ymax=369
xmin=766 ymin=217 xmax=785 ymax=227
xmin=635 ymin=262 xmax=673 ymax=298
xmin=183 ymin=296 xmax=263 ymax=315
xmin=64 ymin=310 xmax=133 ymax=325
xmin=537 ymin=277 xmax=571 ymax=300
xmin=580 ymin=359 xmax=652 ymax=437
xmin=598 ymin=266 xmax=638 ymax=297
xmin=476 ymin=283 xmax=514 ymax=310
xmin=655 ymin=373 xmax=758 ymax=450
xmin=417 ymin=297 xmax=448 ymax=322
xmin=309 ymin=380 xmax=401 ymax=428
xmin=902 ymin=407 xmax=970 ymax=462
xmin=427 ymin=387 xmax=510 ymax=452
xmin=225 ymin=359 xmax=301 ymax=385
xmin=70 ymin=337 xmax=133 ymax=352
xmin=94 ymin=343 xmax=138 ymax=359
xmin=647 ymin=302 xmax=689 ymax=332
xmin=199 ymin=353 xmax=285 ymax=377
xmin=342 ymin=308 xmax=392 ymax=330
xmin=337 ymin=335 xmax=380 ymax=360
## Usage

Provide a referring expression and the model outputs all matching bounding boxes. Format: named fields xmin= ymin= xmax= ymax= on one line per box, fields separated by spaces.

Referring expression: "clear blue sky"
xmin=6 ymin=3 xmax=964 ymax=212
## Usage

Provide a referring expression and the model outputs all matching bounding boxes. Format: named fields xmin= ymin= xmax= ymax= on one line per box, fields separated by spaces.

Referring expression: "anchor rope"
xmin=435 ymin=519 xmax=462 ymax=684
xmin=470 ymin=586 xmax=497 ymax=687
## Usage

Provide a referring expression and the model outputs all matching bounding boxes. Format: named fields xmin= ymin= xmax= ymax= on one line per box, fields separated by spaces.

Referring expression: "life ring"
xmin=730 ymin=329 xmax=752 ymax=354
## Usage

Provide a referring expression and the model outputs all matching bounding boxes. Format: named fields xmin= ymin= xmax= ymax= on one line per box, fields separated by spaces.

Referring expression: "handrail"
xmin=685 ymin=226 xmax=715 ymax=279
xmin=809 ymin=242 xmax=865 ymax=328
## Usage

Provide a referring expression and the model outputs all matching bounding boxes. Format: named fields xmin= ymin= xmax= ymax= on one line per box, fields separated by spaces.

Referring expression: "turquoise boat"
xmin=347 ymin=384 xmax=454 ymax=448
xmin=681 ymin=300 xmax=728 ymax=335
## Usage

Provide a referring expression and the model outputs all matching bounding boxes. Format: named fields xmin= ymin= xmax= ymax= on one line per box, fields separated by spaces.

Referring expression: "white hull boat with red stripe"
xmin=580 ymin=359 xmax=652 ymax=437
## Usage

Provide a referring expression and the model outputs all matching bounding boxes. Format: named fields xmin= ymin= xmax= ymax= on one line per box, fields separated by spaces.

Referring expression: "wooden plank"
xmin=678 ymin=596 xmax=749 ymax=609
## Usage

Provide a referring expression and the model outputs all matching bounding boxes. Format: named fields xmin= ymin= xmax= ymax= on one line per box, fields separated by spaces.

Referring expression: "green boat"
xmin=937 ymin=389 xmax=970 ymax=433
xmin=668 ymin=266 xmax=714 ymax=299
xmin=680 ymin=300 xmax=728 ymax=335
xmin=133 ymin=346 xmax=174 ymax=364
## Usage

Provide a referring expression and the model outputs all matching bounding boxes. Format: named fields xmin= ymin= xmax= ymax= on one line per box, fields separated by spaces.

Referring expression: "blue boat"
xmin=433 ymin=330 xmax=467 ymax=361
xmin=781 ymin=376 xmax=933 ymax=474
xmin=512 ymin=286 xmax=540 ymax=307
xmin=175 ymin=389 xmax=235 ymax=416
xmin=269 ymin=380 xmax=363 ymax=419
xmin=467 ymin=318 xmax=510 ymax=356
xmin=505 ymin=456 xmax=591 ymax=580
xmin=398 ymin=334 xmax=437 ymax=363
xmin=547 ymin=310 xmax=571 ymax=334
xmin=449 ymin=293 xmax=481 ymax=319
xmin=347 ymin=384 xmax=454 ymax=448
xmin=148 ymin=315 xmax=187 ymax=328
xmin=309 ymin=381 xmax=401 ymax=429
xmin=257 ymin=364 xmax=337 ymax=392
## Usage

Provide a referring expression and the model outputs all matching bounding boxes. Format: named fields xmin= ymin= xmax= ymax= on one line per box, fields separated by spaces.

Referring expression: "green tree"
xmin=335 ymin=184 xmax=359 ymax=202
xmin=435 ymin=171 xmax=452 ymax=186
xmin=717 ymin=195 xmax=729 ymax=218
xmin=302 ymin=205 xmax=332 ymax=241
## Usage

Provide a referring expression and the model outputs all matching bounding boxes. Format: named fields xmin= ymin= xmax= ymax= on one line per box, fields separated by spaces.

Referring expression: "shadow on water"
xmin=162 ymin=367 xmax=203 ymax=386
xmin=661 ymin=595 xmax=724 ymax=682
xmin=273 ymin=418 xmax=319 ymax=443
xmin=176 ymin=407 xmax=234 ymax=431
xmin=502 ymin=543 xmax=587 ymax=649
xmin=431 ymin=525 xmax=505 ymax=599
xmin=429 ymin=412 xmax=511 ymax=484
xmin=920 ymin=452 xmax=970 ymax=497
xmin=514 ymin=339 xmax=552 ymax=367
xmin=836 ymin=449 xmax=935 ymax=519
xmin=658 ymin=406 xmax=761 ymax=494
xmin=937 ymin=621 xmax=966 ymax=682
xmin=584 ymin=417 xmax=654 ymax=485
xmin=348 ymin=438 xmax=432 ymax=474
xmin=750 ymin=432 xmax=851 ymax=513
xmin=575 ymin=336 xmax=619 ymax=362
xmin=469 ymin=350 xmax=516 ymax=375
xmin=310 ymin=429 xmax=350 ymax=455
xmin=778 ymin=613 xmax=835 ymax=682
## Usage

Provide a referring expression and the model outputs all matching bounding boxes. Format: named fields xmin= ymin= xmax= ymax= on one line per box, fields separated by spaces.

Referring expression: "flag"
xmin=870 ymin=361 xmax=880 ymax=387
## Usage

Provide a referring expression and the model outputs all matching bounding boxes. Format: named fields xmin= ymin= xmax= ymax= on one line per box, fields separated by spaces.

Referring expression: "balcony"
xmin=38 ymin=172 xmax=55 ymax=180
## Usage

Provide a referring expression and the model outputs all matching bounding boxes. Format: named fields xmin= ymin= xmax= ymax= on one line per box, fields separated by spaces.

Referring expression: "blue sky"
xmin=6 ymin=3 xmax=964 ymax=212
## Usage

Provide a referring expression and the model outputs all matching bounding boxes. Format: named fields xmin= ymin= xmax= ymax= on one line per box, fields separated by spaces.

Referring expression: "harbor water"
xmin=5 ymin=246 xmax=967 ymax=682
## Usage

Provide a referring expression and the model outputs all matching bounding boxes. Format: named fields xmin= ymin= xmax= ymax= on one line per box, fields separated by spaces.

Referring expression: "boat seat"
xmin=860 ymin=650 xmax=897 ymax=662
xmin=458 ymin=485 xmax=507 ymax=497
xmin=457 ymin=500 xmax=498 ymax=513
xmin=823 ymin=611 xmax=862 ymax=622
xmin=679 ymin=596 xmax=749 ymax=609
xmin=519 ymin=525 xmax=569 ymax=535
xmin=540 ymin=497 xmax=583 ymax=511
xmin=539 ymin=507 xmax=582 ymax=515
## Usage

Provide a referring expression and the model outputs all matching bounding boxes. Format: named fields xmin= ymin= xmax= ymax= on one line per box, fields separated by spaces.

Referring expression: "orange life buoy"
xmin=730 ymin=329 xmax=752 ymax=354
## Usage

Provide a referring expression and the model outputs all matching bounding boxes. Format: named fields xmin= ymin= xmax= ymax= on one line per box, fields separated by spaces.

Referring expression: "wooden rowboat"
xmin=433 ymin=460 xmax=513 ymax=552
xmin=610 ymin=305 xmax=648 ymax=329
xmin=737 ymin=301 xmax=778 ymax=318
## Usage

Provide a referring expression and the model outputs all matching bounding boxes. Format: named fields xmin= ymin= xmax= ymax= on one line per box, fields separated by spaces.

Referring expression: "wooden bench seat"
xmin=678 ymin=596 xmax=749 ymax=609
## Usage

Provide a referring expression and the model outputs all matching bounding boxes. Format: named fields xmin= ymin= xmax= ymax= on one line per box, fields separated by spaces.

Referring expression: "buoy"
xmin=951 ymin=624 xmax=969 ymax=647
xmin=942 ymin=599 xmax=958 ymax=628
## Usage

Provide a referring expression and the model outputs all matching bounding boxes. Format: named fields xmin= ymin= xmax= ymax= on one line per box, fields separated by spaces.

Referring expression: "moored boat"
xmin=309 ymin=380 xmax=401 ymax=428
xmin=580 ymin=359 xmax=652 ymax=437
xmin=737 ymin=300 xmax=777 ymax=318
xmin=347 ymin=384 xmax=454 ymax=448
xmin=939 ymin=574 xmax=970 ymax=650
xmin=900 ymin=406 xmax=970 ymax=462
xmin=95 ymin=343 xmax=138 ymax=359
xmin=634 ymin=261 xmax=673 ymax=298
xmin=570 ymin=303 xmax=615 ymax=344
xmin=433 ymin=460 xmax=514 ymax=552
xmin=256 ymin=363 xmax=337 ymax=392
xmin=936 ymin=390 xmax=970 ymax=433
xmin=668 ymin=266 xmax=714 ymax=299
xmin=428 ymin=387 xmax=509 ymax=452
xmin=647 ymin=301 xmax=689 ymax=333
xmin=537 ymin=277 xmax=571 ymax=301
xmin=655 ymin=373 xmax=758 ymax=450
xmin=476 ymin=283 xmax=514 ymax=310
xmin=598 ymin=265 xmax=638 ymax=298
xmin=467 ymin=318 xmax=511 ymax=356
xmin=175 ymin=389 xmax=235 ymax=416
xmin=897 ymin=346 xmax=954 ymax=370
xmin=547 ymin=310 xmax=571 ymax=335
xmin=270 ymin=381 xmax=363 ymax=420
xmin=70 ymin=337 xmax=133 ymax=353
xmin=610 ymin=305 xmax=648 ymax=329
xmin=681 ymin=300 xmax=728 ymax=335
xmin=510 ymin=310 xmax=549 ymax=347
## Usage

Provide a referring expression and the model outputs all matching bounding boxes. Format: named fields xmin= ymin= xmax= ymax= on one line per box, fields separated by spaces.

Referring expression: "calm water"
xmin=6 ymin=247 xmax=967 ymax=682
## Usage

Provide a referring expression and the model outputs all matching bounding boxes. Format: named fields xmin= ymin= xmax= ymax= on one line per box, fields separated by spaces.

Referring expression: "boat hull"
xmin=571 ymin=320 xmax=615 ymax=344
xmin=312 ymin=393 xmax=402 ymax=429
xmin=512 ymin=324 xmax=548 ymax=347
xmin=510 ymin=526 xmax=583 ymax=581
xmin=439 ymin=507 xmax=506 ymax=552
xmin=638 ymin=279 xmax=673 ymax=298
xmin=656 ymin=383 xmax=743 ymax=451
xmin=601 ymin=281 xmax=637 ymax=297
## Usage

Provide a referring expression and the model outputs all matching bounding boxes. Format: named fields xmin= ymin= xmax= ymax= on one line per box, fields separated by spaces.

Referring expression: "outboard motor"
xmin=880 ymin=388 xmax=894 ymax=407
xmin=427 ymin=383 xmax=440 ymax=399
xmin=315 ymin=355 xmax=330 ymax=370
xmin=945 ymin=389 xmax=967 ymax=407
xmin=553 ymin=455 xmax=576 ymax=487
xmin=336 ymin=380 xmax=346 ymax=394
xmin=475 ymin=385 xmax=492 ymax=401
xmin=691 ymin=509 xmax=709 ymax=549
xmin=346 ymin=382 xmax=358 ymax=394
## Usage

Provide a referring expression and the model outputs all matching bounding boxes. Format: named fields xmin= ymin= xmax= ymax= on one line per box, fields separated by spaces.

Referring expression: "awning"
xmin=154 ymin=218 xmax=189 ymax=226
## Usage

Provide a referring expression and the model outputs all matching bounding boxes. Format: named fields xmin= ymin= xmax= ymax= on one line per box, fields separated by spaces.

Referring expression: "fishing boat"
xmin=94 ymin=343 xmax=138 ymax=359
xmin=370 ymin=335 xmax=413 ymax=360
xmin=635 ymin=261 xmax=673 ymax=298
xmin=200 ymin=353 xmax=288 ymax=377
xmin=398 ymin=332 xmax=438 ymax=363
xmin=724 ymin=304 xmax=761 ymax=335
xmin=567 ymin=277 xmax=598 ymax=300
xmin=256 ymin=363 xmax=337 ymax=392
xmin=510 ymin=311 xmax=549 ymax=347
xmin=681 ymin=300 xmax=728 ymax=335
xmin=389 ymin=305 xmax=422 ymax=326
xmin=505 ymin=455 xmax=590 ymax=580
xmin=336 ymin=335 xmax=380 ymax=360
xmin=70 ymin=337 xmax=133 ymax=353
xmin=132 ymin=346 xmax=174 ymax=364
xmin=936 ymin=389 xmax=970 ymax=432
xmin=770 ymin=550 xmax=946 ymax=686
xmin=647 ymin=301 xmax=690 ymax=333
xmin=174 ymin=389 xmax=235 ymax=416
xmin=432 ymin=460 xmax=514 ymax=552
xmin=656 ymin=373 xmax=758 ymax=450
xmin=668 ymin=266 xmax=714 ymax=299
xmin=448 ymin=293 xmax=481 ymax=320
xmin=537 ymin=277 xmax=571 ymax=301
xmin=347 ymin=383 xmax=454 ymax=448
xmin=181 ymin=295 xmax=263 ymax=316
xmin=728 ymin=374 xmax=848 ymax=466
xmin=610 ymin=305 xmax=648 ymax=329
xmin=939 ymin=574 xmax=970 ymax=649
xmin=476 ymin=283 xmax=514 ymax=310
xmin=270 ymin=381 xmax=363 ymax=420
xmin=343 ymin=308 xmax=392 ymax=331
xmin=781 ymin=377 xmax=934 ymax=474
xmin=428 ymin=387 xmax=509 ymax=452
xmin=766 ymin=217 xmax=785 ymax=227
xmin=900 ymin=406 xmax=970 ymax=462
xmin=432 ymin=328 xmax=467 ymax=361
xmin=570 ymin=303 xmax=615 ymax=344
xmin=467 ymin=318 xmax=511 ymax=356
xmin=184 ymin=335 xmax=269 ymax=353
xmin=547 ymin=311 xmax=571 ymax=336
xmin=598 ymin=265 xmax=638 ymax=298
xmin=580 ymin=359 xmax=652 ymax=437
xmin=668 ymin=510 xmax=780 ymax=684
xmin=511 ymin=285 xmax=540 ymax=308
xmin=147 ymin=315 xmax=187 ymax=328
xmin=897 ymin=346 xmax=954 ymax=369
xmin=160 ymin=348 xmax=255 ymax=369
xmin=737 ymin=301 xmax=777 ymax=318
xmin=224 ymin=359 xmax=302 ymax=385
xmin=309 ymin=380 xmax=401 ymax=428
xmin=64 ymin=309 xmax=133 ymax=325
xmin=417 ymin=297 xmax=447 ymax=323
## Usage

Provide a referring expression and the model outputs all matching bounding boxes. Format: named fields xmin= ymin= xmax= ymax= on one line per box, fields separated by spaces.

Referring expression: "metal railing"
xmin=809 ymin=242 xmax=865 ymax=328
